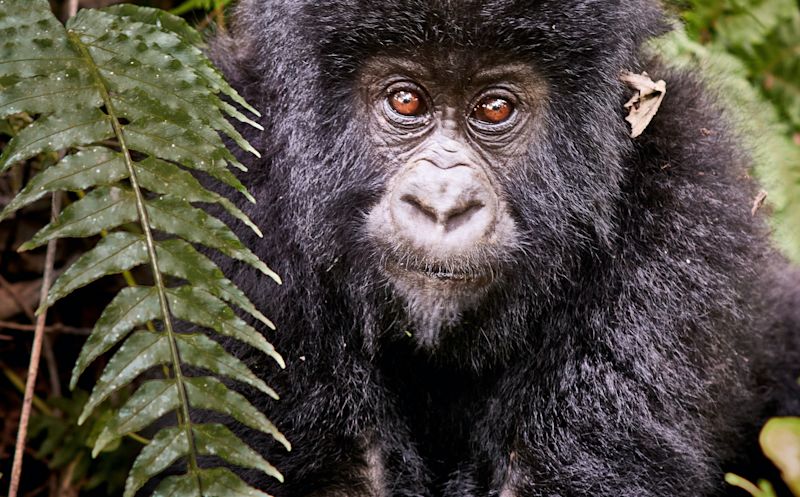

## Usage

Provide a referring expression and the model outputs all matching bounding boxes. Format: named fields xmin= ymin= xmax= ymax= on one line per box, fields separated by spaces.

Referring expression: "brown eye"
xmin=472 ymin=97 xmax=513 ymax=124
xmin=389 ymin=90 xmax=426 ymax=116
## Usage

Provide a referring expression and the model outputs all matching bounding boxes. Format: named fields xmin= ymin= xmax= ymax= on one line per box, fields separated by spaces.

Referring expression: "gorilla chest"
xmin=377 ymin=346 xmax=501 ymax=473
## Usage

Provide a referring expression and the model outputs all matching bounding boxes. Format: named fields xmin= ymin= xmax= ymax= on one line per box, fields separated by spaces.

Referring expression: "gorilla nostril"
xmin=400 ymin=194 xmax=438 ymax=224
xmin=391 ymin=165 xmax=497 ymax=248
xmin=444 ymin=202 xmax=484 ymax=233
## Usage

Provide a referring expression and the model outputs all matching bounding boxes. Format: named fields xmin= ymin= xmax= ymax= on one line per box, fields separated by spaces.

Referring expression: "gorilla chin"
xmin=383 ymin=259 xmax=498 ymax=347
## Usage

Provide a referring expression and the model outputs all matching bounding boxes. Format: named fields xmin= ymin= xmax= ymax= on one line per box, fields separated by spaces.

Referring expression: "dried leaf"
xmin=752 ymin=189 xmax=768 ymax=216
xmin=621 ymin=70 xmax=667 ymax=138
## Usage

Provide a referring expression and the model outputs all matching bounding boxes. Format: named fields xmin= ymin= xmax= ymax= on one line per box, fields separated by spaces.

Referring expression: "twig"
xmin=57 ymin=457 xmax=79 ymax=497
xmin=0 ymin=320 xmax=90 ymax=335
xmin=8 ymin=192 xmax=61 ymax=497
xmin=63 ymin=0 xmax=78 ymax=20
xmin=4 ymin=365 xmax=152 ymax=446
xmin=0 ymin=274 xmax=62 ymax=398
xmin=3 ymin=366 xmax=54 ymax=416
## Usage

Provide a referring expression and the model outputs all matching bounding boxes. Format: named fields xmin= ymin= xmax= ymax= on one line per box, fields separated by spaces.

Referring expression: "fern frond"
xmin=0 ymin=1 xmax=288 ymax=496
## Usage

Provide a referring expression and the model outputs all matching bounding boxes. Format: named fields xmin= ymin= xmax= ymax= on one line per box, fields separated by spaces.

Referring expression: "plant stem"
xmin=7 ymin=192 xmax=61 ymax=497
xmin=69 ymin=31 xmax=200 ymax=476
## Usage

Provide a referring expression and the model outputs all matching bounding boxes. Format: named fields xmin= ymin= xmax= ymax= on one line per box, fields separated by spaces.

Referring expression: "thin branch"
xmin=0 ymin=273 xmax=62 ymax=398
xmin=0 ymin=320 xmax=90 ymax=335
xmin=63 ymin=0 xmax=78 ymax=20
xmin=8 ymin=192 xmax=61 ymax=497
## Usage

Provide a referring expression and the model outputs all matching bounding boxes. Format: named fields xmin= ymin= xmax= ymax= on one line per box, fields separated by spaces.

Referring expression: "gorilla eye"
xmin=472 ymin=97 xmax=513 ymax=124
xmin=389 ymin=90 xmax=426 ymax=117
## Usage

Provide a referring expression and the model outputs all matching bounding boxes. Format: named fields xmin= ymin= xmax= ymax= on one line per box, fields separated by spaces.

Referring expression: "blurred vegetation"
xmin=0 ymin=1 xmax=797 ymax=497
xmin=660 ymin=0 xmax=800 ymax=262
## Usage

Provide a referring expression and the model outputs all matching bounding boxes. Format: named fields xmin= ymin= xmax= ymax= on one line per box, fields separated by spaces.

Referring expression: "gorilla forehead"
xmin=298 ymin=0 xmax=667 ymax=78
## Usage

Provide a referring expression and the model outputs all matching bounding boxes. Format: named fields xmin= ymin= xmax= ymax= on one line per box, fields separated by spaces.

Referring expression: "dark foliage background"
xmin=0 ymin=0 xmax=797 ymax=496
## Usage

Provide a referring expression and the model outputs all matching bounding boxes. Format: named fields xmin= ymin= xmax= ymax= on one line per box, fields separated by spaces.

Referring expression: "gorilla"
xmin=205 ymin=0 xmax=800 ymax=495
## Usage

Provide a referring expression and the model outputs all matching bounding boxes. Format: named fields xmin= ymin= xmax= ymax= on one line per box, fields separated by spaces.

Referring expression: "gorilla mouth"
xmin=426 ymin=270 xmax=470 ymax=281
xmin=389 ymin=261 xmax=493 ymax=288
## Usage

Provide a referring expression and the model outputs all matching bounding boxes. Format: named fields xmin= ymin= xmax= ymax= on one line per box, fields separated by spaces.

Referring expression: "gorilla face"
xmin=360 ymin=54 xmax=549 ymax=343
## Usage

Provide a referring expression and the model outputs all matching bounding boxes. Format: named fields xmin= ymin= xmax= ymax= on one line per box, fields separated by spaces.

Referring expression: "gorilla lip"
xmin=427 ymin=270 xmax=469 ymax=281
xmin=388 ymin=261 xmax=492 ymax=287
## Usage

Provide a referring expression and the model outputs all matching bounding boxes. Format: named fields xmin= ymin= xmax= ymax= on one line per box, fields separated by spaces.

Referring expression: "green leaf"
xmin=100 ymin=4 xmax=259 ymax=117
xmin=193 ymin=424 xmax=283 ymax=482
xmin=47 ymin=234 xmax=275 ymax=330
xmin=195 ymin=467 xmax=272 ymax=497
xmin=124 ymin=426 xmax=188 ymax=497
xmin=70 ymin=287 xmax=160 ymax=389
xmin=725 ymin=473 xmax=778 ymax=497
xmin=147 ymin=197 xmax=279 ymax=283
xmin=0 ymin=147 xmax=127 ymax=222
xmin=0 ymin=2 xmax=284 ymax=493
xmin=156 ymin=239 xmax=274 ymax=329
xmin=0 ymin=0 xmax=80 ymax=80
xmin=135 ymin=156 xmax=262 ymax=237
xmin=102 ymin=4 xmax=204 ymax=47
xmin=153 ymin=473 xmax=200 ymax=497
xmin=184 ymin=377 xmax=290 ymax=451
xmin=126 ymin=126 xmax=253 ymax=199
xmin=0 ymin=108 xmax=113 ymax=172
xmin=47 ymin=232 xmax=145 ymax=308
xmin=760 ymin=417 xmax=800 ymax=495
xmin=93 ymin=380 xmax=179 ymax=455
xmin=153 ymin=467 xmax=272 ymax=497
xmin=20 ymin=186 xmax=136 ymax=252
xmin=0 ymin=69 xmax=100 ymax=119
xmin=167 ymin=286 xmax=283 ymax=367
xmin=68 ymin=8 xmax=260 ymax=158
xmin=80 ymin=331 xmax=170 ymax=424
xmin=112 ymin=76 xmax=261 ymax=161
xmin=176 ymin=333 xmax=276 ymax=396
xmin=123 ymin=118 xmax=250 ymax=180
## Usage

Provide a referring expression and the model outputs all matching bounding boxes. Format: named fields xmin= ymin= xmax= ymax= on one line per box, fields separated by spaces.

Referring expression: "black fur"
xmin=205 ymin=1 xmax=800 ymax=495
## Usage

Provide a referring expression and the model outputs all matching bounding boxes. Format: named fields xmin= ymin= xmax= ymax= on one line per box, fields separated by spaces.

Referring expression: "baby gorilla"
xmin=208 ymin=0 xmax=800 ymax=496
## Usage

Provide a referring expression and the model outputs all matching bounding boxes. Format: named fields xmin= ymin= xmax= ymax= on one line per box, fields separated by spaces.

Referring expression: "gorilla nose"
xmin=390 ymin=163 xmax=496 ymax=252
